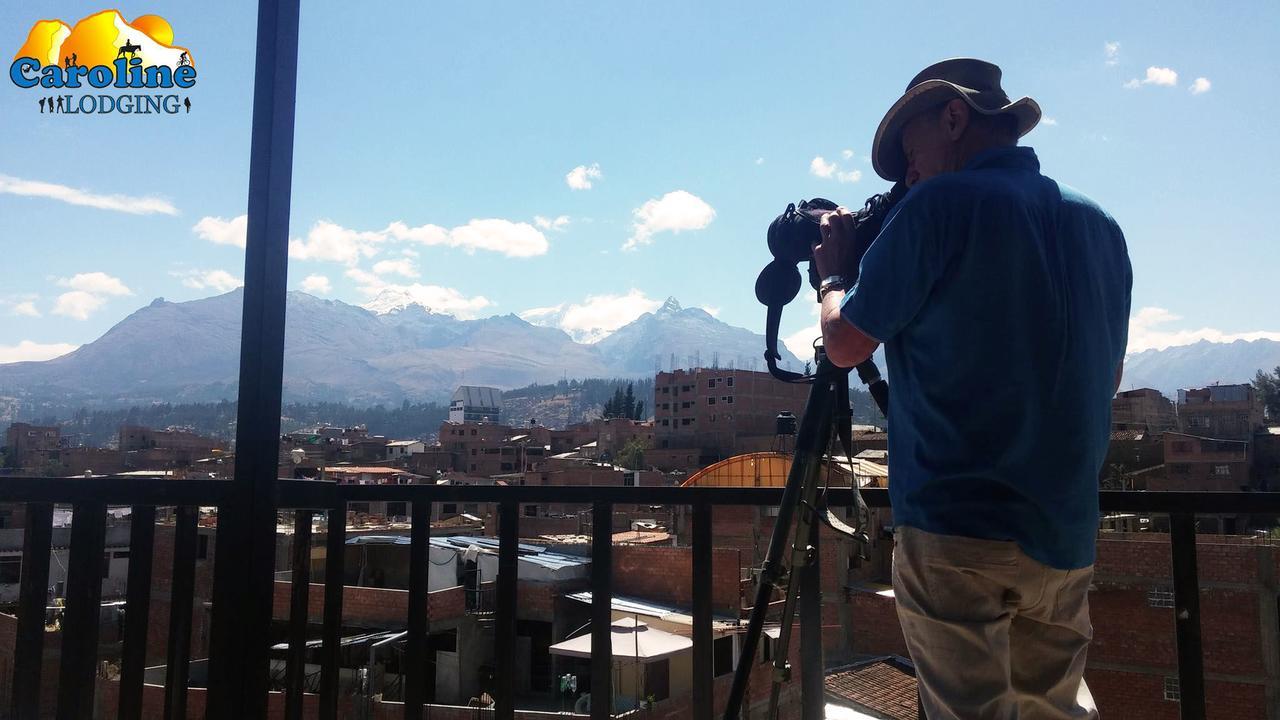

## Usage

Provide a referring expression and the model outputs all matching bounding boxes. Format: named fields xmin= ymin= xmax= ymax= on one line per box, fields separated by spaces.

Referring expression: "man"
xmin=813 ymin=58 xmax=1131 ymax=719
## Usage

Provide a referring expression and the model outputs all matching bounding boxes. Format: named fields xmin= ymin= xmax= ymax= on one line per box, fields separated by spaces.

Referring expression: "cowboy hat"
xmin=872 ymin=58 xmax=1041 ymax=182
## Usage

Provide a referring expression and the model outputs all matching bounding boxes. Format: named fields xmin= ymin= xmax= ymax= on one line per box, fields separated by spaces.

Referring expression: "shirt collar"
xmin=963 ymin=145 xmax=1040 ymax=173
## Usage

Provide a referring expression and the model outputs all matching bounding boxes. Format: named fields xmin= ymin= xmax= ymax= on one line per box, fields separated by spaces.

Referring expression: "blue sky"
xmin=2 ymin=0 xmax=1277 ymax=365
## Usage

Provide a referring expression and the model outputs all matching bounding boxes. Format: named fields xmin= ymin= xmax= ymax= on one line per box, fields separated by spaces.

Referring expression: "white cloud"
xmin=1127 ymin=306 xmax=1280 ymax=354
xmin=624 ymin=190 xmax=716 ymax=251
xmin=1190 ymin=77 xmax=1211 ymax=95
xmin=372 ymin=258 xmax=420 ymax=278
xmin=193 ymin=214 xmax=248 ymax=249
xmin=1041 ymin=116 xmax=1059 ymax=126
xmin=841 ymin=149 xmax=854 ymax=160
xmin=0 ymin=174 xmax=177 ymax=215
xmin=0 ymin=340 xmax=79 ymax=364
xmin=755 ymin=157 xmax=765 ymax=165
xmin=173 ymin=269 xmax=242 ymax=293
xmin=10 ymin=301 xmax=40 ymax=318
xmin=301 ymin=274 xmax=332 ymax=295
xmin=566 ymin=163 xmax=602 ymax=190
xmin=52 ymin=291 xmax=106 ymax=320
xmin=810 ymin=156 xmax=862 ymax=183
xmin=57 ymin=272 xmax=132 ymax=296
xmin=52 ymin=272 xmax=132 ymax=319
xmin=701 ymin=305 xmax=721 ymax=318
xmin=385 ymin=219 xmax=549 ymax=258
xmin=1104 ymin=41 xmax=1121 ymax=66
xmin=1126 ymin=66 xmax=1178 ymax=89
xmin=289 ymin=221 xmax=383 ymax=265
xmin=810 ymin=156 xmax=837 ymax=179
xmin=520 ymin=289 xmax=662 ymax=343
xmin=534 ymin=215 xmax=571 ymax=231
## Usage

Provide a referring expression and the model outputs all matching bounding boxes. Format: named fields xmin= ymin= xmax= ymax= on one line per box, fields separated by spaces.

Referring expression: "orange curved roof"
xmin=682 ymin=451 xmax=886 ymax=488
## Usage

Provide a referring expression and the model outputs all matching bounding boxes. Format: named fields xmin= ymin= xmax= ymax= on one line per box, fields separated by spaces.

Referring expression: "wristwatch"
xmin=819 ymin=275 xmax=847 ymax=299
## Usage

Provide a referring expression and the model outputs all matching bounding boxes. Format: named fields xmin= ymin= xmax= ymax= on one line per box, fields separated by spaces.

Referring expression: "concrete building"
xmin=1157 ymin=432 xmax=1252 ymax=493
xmin=3 ymin=423 xmax=62 ymax=471
xmin=449 ymin=386 xmax=503 ymax=424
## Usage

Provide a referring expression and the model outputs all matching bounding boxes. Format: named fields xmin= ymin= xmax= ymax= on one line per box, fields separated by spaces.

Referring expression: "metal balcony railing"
xmin=2 ymin=477 xmax=1277 ymax=720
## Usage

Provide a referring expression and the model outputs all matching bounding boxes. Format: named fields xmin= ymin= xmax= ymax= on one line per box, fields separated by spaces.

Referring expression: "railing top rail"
xmin=0 ymin=475 xmax=1277 ymax=514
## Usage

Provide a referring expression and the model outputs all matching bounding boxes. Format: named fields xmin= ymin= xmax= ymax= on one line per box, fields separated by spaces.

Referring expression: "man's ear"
xmin=941 ymin=98 xmax=970 ymax=141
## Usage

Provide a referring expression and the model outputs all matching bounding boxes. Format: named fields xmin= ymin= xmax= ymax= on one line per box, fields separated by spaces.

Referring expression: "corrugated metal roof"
xmin=566 ymin=591 xmax=739 ymax=630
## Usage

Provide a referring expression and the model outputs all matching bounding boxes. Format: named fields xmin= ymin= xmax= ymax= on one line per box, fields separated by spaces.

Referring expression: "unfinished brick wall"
xmin=271 ymin=581 xmax=466 ymax=627
xmin=611 ymin=544 xmax=741 ymax=614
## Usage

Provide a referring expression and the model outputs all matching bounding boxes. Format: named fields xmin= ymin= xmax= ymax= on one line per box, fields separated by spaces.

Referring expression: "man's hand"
xmin=813 ymin=208 xmax=859 ymax=279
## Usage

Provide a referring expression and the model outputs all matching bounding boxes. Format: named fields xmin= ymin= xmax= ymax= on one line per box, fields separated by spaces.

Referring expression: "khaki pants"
xmin=892 ymin=526 xmax=1099 ymax=720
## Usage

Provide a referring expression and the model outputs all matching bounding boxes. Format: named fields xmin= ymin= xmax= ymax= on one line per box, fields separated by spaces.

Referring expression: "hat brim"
xmin=871 ymin=80 xmax=1041 ymax=182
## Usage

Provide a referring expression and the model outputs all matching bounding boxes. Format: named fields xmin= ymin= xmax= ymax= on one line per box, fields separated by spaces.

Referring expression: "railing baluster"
xmin=119 ymin=505 xmax=157 ymax=720
xmin=286 ymin=510 xmax=313 ymax=720
xmin=56 ymin=501 xmax=106 ymax=720
xmin=591 ymin=501 xmax=613 ymax=720
xmin=1169 ymin=513 xmax=1206 ymax=720
xmin=495 ymin=501 xmax=518 ymax=720
xmin=404 ymin=498 xmax=431 ymax=719
xmin=12 ymin=502 xmax=53 ymax=719
xmin=319 ymin=504 xmax=346 ymax=720
xmin=691 ymin=502 xmax=713 ymax=720
xmin=164 ymin=505 xmax=199 ymax=720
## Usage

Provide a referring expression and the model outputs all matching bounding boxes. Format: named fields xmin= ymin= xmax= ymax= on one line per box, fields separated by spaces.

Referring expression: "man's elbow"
xmin=822 ymin=316 xmax=876 ymax=368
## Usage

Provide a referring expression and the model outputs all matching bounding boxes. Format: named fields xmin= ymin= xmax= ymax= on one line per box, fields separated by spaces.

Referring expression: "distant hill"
xmin=0 ymin=289 xmax=800 ymax=413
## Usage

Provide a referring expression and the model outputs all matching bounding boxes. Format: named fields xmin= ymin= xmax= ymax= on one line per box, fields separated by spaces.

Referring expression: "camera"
xmin=754 ymin=184 xmax=906 ymax=381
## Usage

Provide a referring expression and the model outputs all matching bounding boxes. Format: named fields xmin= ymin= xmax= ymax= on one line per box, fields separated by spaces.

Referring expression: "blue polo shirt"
xmin=841 ymin=146 xmax=1131 ymax=569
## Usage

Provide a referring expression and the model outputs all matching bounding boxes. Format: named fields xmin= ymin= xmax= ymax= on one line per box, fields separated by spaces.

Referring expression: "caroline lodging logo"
xmin=10 ymin=10 xmax=197 ymax=115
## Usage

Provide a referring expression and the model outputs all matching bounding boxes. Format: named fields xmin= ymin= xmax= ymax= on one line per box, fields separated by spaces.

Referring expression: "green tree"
xmin=623 ymin=383 xmax=636 ymax=420
xmin=1255 ymin=366 xmax=1280 ymax=422
xmin=616 ymin=436 xmax=651 ymax=470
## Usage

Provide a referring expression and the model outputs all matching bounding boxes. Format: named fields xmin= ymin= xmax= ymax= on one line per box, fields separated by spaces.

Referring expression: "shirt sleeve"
xmin=840 ymin=186 xmax=959 ymax=343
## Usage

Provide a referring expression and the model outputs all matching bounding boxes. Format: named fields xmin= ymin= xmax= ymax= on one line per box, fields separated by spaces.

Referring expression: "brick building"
xmin=1113 ymin=388 xmax=1177 ymax=433
xmin=3 ymin=423 xmax=62 ymax=471
xmin=651 ymin=369 xmax=810 ymax=471
xmin=1157 ymin=433 xmax=1252 ymax=493
xmin=1177 ymin=384 xmax=1264 ymax=441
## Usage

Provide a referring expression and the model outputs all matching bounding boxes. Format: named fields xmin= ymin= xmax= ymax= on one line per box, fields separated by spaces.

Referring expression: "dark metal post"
xmin=1169 ymin=513 xmax=1206 ymax=720
xmin=799 ymin=522 xmax=824 ymax=720
xmin=495 ymin=502 xmax=519 ymax=720
xmin=591 ymin=502 xmax=613 ymax=720
xmin=404 ymin=499 xmax=431 ymax=719
xmin=165 ymin=506 xmax=199 ymax=720
xmin=691 ymin=503 xmax=713 ymax=719
xmin=205 ymin=0 xmax=301 ymax=716
xmin=286 ymin=510 xmax=313 ymax=720
xmin=119 ymin=505 xmax=157 ymax=720
xmin=319 ymin=504 xmax=347 ymax=720
xmin=56 ymin=502 xmax=106 ymax=720
xmin=12 ymin=502 xmax=53 ymax=719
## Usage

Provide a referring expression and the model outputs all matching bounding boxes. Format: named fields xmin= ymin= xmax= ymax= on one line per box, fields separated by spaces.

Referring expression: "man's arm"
xmin=820 ymin=287 xmax=879 ymax=368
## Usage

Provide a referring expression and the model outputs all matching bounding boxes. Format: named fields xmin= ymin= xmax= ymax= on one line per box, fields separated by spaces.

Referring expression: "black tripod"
xmin=723 ymin=347 xmax=887 ymax=720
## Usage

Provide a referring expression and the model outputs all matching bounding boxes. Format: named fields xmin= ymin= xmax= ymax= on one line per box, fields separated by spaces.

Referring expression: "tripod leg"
xmin=799 ymin=521 xmax=824 ymax=719
xmin=725 ymin=359 xmax=843 ymax=720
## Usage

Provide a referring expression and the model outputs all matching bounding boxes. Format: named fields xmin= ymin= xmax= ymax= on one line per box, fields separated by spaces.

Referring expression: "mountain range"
xmin=0 ymin=289 xmax=803 ymax=409
xmin=1 ymin=289 xmax=1276 ymax=414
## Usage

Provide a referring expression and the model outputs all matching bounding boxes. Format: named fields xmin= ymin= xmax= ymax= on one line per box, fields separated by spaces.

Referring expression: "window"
xmin=708 ymin=379 xmax=716 ymax=388
xmin=727 ymin=377 xmax=734 ymax=387
xmin=1147 ymin=586 xmax=1174 ymax=609
xmin=707 ymin=397 xmax=716 ymax=405
xmin=624 ymin=472 xmax=637 ymax=487
xmin=1163 ymin=676 xmax=1180 ymax=702
xmin=661 ymin=386 xmax=669 ymax=394
xmin=662 ymin=419 xmax=669 ymax=427
xmin=726 ymin=396 xmax=734 ymax=404
xmin=350 ymin=502 xmax=370 ymax=514
xmin=682 ymin=402 xmax=692 ymax=409
xmin=1213 ymin=465 xmax=1231 ymax=476
xmin=471 ymin=429 xmax=478 ymax=436
xmin=442 ymin=503 xmax=458 ymax=515
xmin=681 ymin=418 xmax=692 ymax=426
xmin=524 ymin=505 xmax=538 ymax=517
xmin=0 ymin=557 xmax=22 ymax=584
